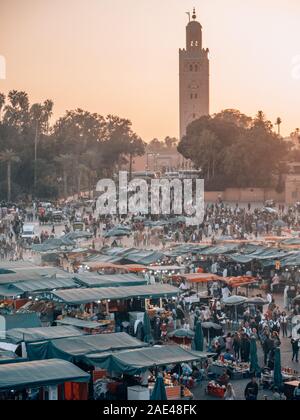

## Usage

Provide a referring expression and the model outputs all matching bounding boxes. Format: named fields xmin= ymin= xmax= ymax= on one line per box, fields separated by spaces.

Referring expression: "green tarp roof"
xmin=229 ymin=248 xmax=294 ymax=264
xmin=281 ymin=238 xmax=300 ymax=246
xmin=0 ymin=359 xmax=90 ymax=391
xmin=0 ymin=261 xmax=42 ymax=271
xmin=122 ymin=250 xmax=165 ymax=265
xmin=95 ymin=247 xmax=165 ymax=265
xmin=56 ymin=317 xmax=108 ymax=329
xmin=27 ymin=332 xmax=146 ymax=362
xmin=6 ymin=326 xmax=84 ymax=344
xmin=0 ymin=272 xmax=47 ymax=286
xmin=0 ymin=350 xmax=25 ymax=365
xmin=164 ymin=244 xmax=209 ymax=257
xmin=104 ymin=227 xmax=132 ymax=238
xmin=74 ymin=273 xmax=147 ymax=288
xmin=87 ymin=346 xmax=213 ymax=375
xmin=2 ymin=313 xmax=42 ymax=331
xmin=12 ymin=277 xmax=78 ymax=293
xmin=0 ymin=268 xmax=71 ymax=285
xmin=32 ymin=237 xmax=76 ymax=252
xmin=0 ymin=285 xmax=20 ymax=297
xmin=41 ymin=284 xmax=179 ymax=305
xmin=280 ymin=252 xmax=300 ymax=267
xmin=64 ymin=231 xmax=93 ymax=240
xmin=199 ymin=244 xmax=240 ymax=255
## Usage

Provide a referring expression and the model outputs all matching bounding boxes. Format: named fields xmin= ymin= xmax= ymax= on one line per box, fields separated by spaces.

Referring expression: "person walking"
xmin=240 ymin=333 xmax=250 ymax=363
xmin=291 ymin=338 xmax=299 ymax=363
xmin=225 ymin=333 xmax=233 ymax=354
xmin=263 ymin=334 xmax=274 ymax=366
xmin=224 ymin=383 xmax=236 ymax=401
xmin=280 ymin=312 xmax=288 ymax=338
xmin=233 ymin=332 xmax=241 ymax=361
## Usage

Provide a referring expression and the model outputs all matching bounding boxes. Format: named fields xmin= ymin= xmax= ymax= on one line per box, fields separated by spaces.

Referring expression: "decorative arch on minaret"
xmin=186 ymin=8 xmax=203 ymax=51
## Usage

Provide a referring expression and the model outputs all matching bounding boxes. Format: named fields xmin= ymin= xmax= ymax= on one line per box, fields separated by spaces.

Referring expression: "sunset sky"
xmin=0 ymin=0 xmax=299 ymax=141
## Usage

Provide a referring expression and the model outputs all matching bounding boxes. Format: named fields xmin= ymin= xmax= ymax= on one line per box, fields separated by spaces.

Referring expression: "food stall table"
xmin=284 ymin=381 xmax=300 ymax=400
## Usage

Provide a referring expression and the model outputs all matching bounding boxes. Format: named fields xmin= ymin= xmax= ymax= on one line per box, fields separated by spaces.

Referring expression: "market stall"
xmin=26 ymin=332 xmax=146 ymax=363
xmin=0 ymin=358 xmax=90 ymax=400
xmin=87 ymin=345 xmax=214 ymax=400
xmin=35 ymin=284 xmax=179 ymax=335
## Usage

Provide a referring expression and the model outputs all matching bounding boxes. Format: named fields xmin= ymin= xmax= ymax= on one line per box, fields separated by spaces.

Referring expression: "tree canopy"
xmin=0 ymin=91 xmax=146 ymax=201
xmin=177 ymin=109 xmax=289 ymax=190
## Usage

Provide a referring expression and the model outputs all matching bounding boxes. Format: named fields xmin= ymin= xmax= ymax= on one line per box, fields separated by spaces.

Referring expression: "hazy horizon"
xmin=0 ymin=0 xmax=299 ymax=141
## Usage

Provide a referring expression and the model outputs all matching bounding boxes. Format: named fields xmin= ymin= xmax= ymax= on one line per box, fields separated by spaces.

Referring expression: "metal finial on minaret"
xmin=192 ymin=8 xmax=196 ymax=20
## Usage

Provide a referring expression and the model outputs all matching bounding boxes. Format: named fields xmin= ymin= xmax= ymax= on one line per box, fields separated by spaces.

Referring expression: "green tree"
xmin=0 ymin=93 xmax=5 ymax=121
xmin=30 ymin=100 xmax=54 ymax=195
xmin=4 ymin=90 xmax=30 ymax=130
xmin=178 ymin=109 xmax=287 ymax=189
xmin=0 ymin=149 xmax=20 ymax=202
xmin=54 ymin=154 xmax=74 ymax=199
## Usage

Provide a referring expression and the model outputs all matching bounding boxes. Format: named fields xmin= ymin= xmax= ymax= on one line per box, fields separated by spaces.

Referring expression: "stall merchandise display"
xmin=210 ymin=360 xmax=250 ymax=379
xmin=206 ymin=381 xmax=226 ymax=398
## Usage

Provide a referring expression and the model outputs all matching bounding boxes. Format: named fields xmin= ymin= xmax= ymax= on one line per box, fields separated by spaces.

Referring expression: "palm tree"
xmin=275 ymin=117 xmax=282 ymax=136
xmin=77 ymin=163 xmax=90 ymax=198
xmin=55 ymin=154 xmax=73 ymax=199
xmin=0 ymin=93 xmax=5 ymax=121
xmin=30 ymin=100 xmax=53 ymax=196
xmin=0 ymin=149 xmax=20 ymax=202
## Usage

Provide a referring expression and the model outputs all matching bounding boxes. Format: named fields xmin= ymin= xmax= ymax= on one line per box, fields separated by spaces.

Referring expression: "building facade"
xmin=179 ymin=9 xmax=210 ymax=139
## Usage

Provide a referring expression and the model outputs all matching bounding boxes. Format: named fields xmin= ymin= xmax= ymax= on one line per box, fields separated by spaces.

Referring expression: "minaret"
xmin=179 ymin=8 xmax=210 ymax=139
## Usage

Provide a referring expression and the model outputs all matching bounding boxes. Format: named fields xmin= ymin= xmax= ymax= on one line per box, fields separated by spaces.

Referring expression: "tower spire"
xmin=192 ymin=7 xmax=196 ymax=20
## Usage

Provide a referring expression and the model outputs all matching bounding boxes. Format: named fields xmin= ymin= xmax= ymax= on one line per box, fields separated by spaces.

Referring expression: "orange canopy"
xmin=85 ymin=262 xmax=129 ymax=272
xmin=182 ymin=273 xmax=223 ymax=283
xmin=223 ymin=276 xmax=257 ymax=288
xmin=122 ymin=264 xmax=146 ymax=273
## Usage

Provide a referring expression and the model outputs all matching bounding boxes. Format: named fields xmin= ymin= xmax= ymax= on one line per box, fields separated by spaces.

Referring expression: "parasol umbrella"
xmin=273 ymin=348 xmax=283 ymax=390
xmin=223 ymin=296 xmax=248 ymax=306
xmin=293 ymin=295 xmax=300 ymax=304
xmin=193 ymin=321 xmax=204 ymax=352
xmin=150 ymin=374 xmax=167 ymax=401
xmin=249 ymin=338 xmax=260 ymax=377
xmin=201 ymin=322 xmax=222 ymax=330
xmin=168 ymin=329 xmax=195 ymax=339
xmin=143 ymin=311 xmax=153 ymax=344
xmin=274 ymin=220 xmax=287 ymax=228
xmin=202 ymin=322 xmax=222 ymax=346
xmin=247 ymin=297 xmax=268 ymax=306
xmin=223 ymin=295 xmax=248 ymax=322
xmin=263 ymin=207 xmax=278 ymax=214
xmin=104 ymin=228 xmax=131 ymax=238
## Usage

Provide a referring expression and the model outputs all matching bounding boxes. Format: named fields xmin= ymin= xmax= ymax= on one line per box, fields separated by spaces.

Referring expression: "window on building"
xmin=190 ymin=41 xmax=194 ymax=47
xmin=195 ymin=41 xmax=198 ymax=47
xmin=193 ymin=114 xmax=196 ymax=118
xmin=190 ymin=93 xmax=193 ymax=99
xmin=190 ymin=64 xmax=193 ymax=71
xmin=195 ymin=93 xmax=198 ymax=99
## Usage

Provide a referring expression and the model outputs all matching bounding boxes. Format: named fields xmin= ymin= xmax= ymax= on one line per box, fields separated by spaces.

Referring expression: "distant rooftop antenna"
xmin=186 ymin=11 xmax=191 ymax=22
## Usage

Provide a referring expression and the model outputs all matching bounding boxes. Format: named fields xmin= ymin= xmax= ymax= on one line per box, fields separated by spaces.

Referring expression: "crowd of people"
xmin=1 ymin=198 xmax=300 ymax=400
